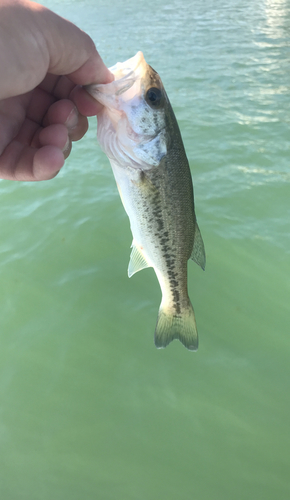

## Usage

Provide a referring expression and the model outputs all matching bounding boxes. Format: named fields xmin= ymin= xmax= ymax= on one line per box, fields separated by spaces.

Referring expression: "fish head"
xmin=86 ymin=52 xmax=170 ymax=169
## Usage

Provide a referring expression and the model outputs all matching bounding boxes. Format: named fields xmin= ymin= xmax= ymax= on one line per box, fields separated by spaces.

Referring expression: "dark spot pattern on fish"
xmin=150 ymin=203 xmax=182 ymax=314
xmin=139 ymin=170 xmax=145 ymax=182
xmin=137 ymin=169 xmax=186 ymax=315
xmin=135 ymin=200 xmax=181 ymax=316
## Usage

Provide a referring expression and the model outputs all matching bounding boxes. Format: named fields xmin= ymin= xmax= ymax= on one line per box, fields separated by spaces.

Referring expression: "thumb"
xmin=40 ymin=7 xmax=112 ymax=85
xmin=0 ymin=0 xmax=112 ymax=99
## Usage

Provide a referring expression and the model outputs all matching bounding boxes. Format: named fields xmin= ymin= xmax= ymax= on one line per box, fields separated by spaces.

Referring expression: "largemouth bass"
xmin=86 ymin=52 xmax=205 ymax=351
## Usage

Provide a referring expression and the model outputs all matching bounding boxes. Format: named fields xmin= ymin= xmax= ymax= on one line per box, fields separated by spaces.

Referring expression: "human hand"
xmin=0 ymin=0 xmax=113 ymax=181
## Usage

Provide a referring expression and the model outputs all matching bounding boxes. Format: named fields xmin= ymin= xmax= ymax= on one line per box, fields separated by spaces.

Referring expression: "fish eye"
xmin=145 ymin=87 xmax=162 ymax=108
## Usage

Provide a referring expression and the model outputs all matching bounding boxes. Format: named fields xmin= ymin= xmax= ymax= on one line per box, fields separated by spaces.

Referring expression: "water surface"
xmin=0 ymin=1 xmax=289 ymax=499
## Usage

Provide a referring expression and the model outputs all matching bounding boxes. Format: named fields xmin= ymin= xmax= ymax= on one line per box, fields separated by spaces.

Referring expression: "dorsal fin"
xmin=190 ymin=223 xmax=206 ymax=270
xmin=128 ymin=242 xmax=151 ymax=278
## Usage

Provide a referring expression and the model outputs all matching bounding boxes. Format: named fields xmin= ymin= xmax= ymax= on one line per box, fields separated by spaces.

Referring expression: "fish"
xmin=86 ymin=51 xmax=205 ymax=351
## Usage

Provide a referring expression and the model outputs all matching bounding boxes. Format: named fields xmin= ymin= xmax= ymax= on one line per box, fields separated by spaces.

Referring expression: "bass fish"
xmin=86 ymin=52 xmax=205 ymax=350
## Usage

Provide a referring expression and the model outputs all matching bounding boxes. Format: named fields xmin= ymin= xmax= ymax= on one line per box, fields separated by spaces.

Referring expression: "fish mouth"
xmin=85 ymin=51 xmax=146 ymax=104
xmin=85 ymin=52 xmax=164 ymax=169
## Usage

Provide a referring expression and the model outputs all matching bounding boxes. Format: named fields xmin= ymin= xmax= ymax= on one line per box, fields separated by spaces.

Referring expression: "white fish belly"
xmin=110 ymin=160 xmax=156 ymax=263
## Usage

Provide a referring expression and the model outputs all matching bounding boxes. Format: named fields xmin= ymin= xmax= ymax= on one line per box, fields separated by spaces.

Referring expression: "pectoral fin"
xmin=190 ymin=223 xmax=206 ymax=271
xmin=128 ymin=242 xmax=151 ymax=278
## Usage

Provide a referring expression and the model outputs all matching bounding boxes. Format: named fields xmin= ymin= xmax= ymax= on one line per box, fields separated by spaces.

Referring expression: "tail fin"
xmin=154 ymin=302 xmax=198 ymax=351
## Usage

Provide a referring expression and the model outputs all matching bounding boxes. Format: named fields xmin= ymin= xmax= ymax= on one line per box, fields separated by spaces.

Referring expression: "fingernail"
xmin=62 ymin=136 xmax=71 ymax=156
xmin=65 ymin=107 xmax=78 ymax=129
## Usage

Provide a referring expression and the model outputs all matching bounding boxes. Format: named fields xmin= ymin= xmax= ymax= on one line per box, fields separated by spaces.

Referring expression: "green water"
xmin=1 ymin=1 xmax=290 ymax=498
